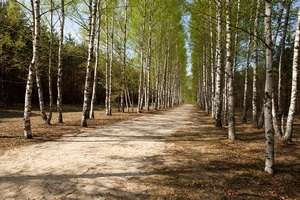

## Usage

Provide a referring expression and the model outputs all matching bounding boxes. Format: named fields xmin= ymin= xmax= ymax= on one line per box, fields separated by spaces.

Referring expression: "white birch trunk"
xmin=108 ymin=2 xmax=114 ymax=116
xmin=155 ymin=28 xmax=163 ymax=110
xmin=81 ymin=0 xmax=98 ymax=127
xmin=90 ymin=10 xmax=101 ymax=119
xmin=124 ymin=86 xmax=129 ymax=112
xmin=270 ymin=0 xmax=287 ymax=136
xmin=105 ymin=6 xmax=109 ymax=115
xmin=57 ymin=0 xmax=64 ymax=123
xmin=223 ymin=71 xmax=228 ymax=125
xmin=226 ymin=0 xmax=235 ymax=140
xmin=242 ymin=35 xmax=251 ymax=124
xmin=264 ymin=0 xmax=274 ymax=175
xmin=252 ymin=0 xmax=260 ymax=128
xmin=282 ymin=6 xmax=300 ymax=143
xmin=232 ymin=0 xmax=240 ymax=78
xmin=35 ymin=60 xmax=47 ymax=124
xmin=273 ymin=0 xmax=286 ymax=45
xmin=137 ymin=0 xmax=146 ymax=113
xmin=145 ymin=2 xmax=153 ymax=111
xmin=215 ymin=0 xmax=223 ymax=127
xmin=278 ymin=1 xmax=291 ymax=135
xmin=210 ymin=4 xmax=216 ymax=117
xmin=120 ymin=0 xmax=128 ymax=113
xmin=23 ymin=0 xmax=40 ymax=139
xmin=47 ymin=0 xmax=54 ymax=125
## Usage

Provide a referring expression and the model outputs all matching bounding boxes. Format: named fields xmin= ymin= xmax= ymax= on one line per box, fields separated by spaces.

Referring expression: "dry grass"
xmin=145 ymin=109 xmax=300 ymax=200
xmin=0 ymin=105 xmax=156 ymax=155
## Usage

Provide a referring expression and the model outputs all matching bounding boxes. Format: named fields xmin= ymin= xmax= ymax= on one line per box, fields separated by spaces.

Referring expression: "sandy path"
xmin=0 ymin=104 xmax=196 ymax=200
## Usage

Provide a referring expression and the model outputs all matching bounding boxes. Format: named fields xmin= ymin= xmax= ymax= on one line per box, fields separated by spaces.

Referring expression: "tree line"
xmin=190 ymin=0 xmax=300 ymax=175
xmin=0 ymin=0 xmax=188 ymax=137
xmin=3 ymin=0 xmax=299 ymax=176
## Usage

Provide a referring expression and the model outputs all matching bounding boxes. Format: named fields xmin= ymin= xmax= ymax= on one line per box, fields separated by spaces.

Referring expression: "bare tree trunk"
xmin=35 ymin=59 xmax=47 ymax=123
xmin=232 ymin=0 xmax=240 ymax=77
xmin=57 ymin=0 xmax=65 ymax=123
xmin=223 ymin=72 xmax=228 ymax=125
xmin=270 ymin=0 xmax=287 ymax=138
xmin=47 ymin=0 xmax=54 ymax=125
xmin=226 ymin=0 xmax=235 ymax=140
xmin=242 ymin=35 xmax=251 ymax=124
xmin=105 ymin=5 xmax=109 ymax=116
xmin=155 ymin=27 xmax=163 ymax=110
xmin=126 ymin=87 xmax=133 ymax=111
xmin=108 ymin=2 xmax=114 ymax=116
xmin=210 ymin=4 xmax=216 ymax=117
xmin=272 ymin=93 xmax=281 ymax=138
xmin=120 ymin=0 xmax=128 ymax=113
xmin=90 ymin=8 xmax=101 ymax=119
xmin=215 ymin=0 xmax=223 ymax=127
xmin=282 ymin=6 xmax=300 ymax=144
xmin=278 ymin=0 xmax=291 ymax=136
xmin=252 ymin=0 xmax=260 ymax=128
xmin=145 ymin=1 xmax=153 ymax=112
xmin=124 ymin=86 xmax=129 ymax=112
xmin=137 ymin=0 xmax=146 ymax=113
xmin=204 ymin=47 xmax=209 ymax=114
xmin=264 ymin=0 xmax=274 ymax=175
xmin=163 ymin=36 xmax=170 ymax=108
xmin=81 ymin=0 xmax=99 ymax=127
xmin=273 ymin=0 xmax=286 ymax=45
xmin=23 ymin=0 xmax=40 ymax=139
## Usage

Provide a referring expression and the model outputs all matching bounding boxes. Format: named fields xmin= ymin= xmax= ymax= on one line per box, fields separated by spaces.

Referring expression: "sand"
xmin=0 ymin=104 xmax=196 ymax=199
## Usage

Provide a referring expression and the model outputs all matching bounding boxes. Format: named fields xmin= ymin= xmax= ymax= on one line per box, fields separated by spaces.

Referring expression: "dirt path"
xmin=0 ymin=104 xmax=197 ymax=200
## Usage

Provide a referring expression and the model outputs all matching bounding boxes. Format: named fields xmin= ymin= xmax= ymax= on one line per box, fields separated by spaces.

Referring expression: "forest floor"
xmin=0 ymin=104 xmax=153 ymax=153
xmin=0 ymin=104 xmax=300 ymax=199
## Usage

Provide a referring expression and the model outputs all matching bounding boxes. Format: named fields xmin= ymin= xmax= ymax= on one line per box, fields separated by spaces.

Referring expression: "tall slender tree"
xmin=108 ymin=0 xmax=114 ymax=116
xmin=137 ymin=0 xmax=147 ymax=113
xmin=214 ymin=0 xmax=223 ymax=127
xmin=90 ymin=2 xmax=102 ymax=119
xmin=264 ymin=0 xmax=274 ymax=175
xmin=278 ymin=0 xmax=291 ymax=136
xmin=242 ymin=34 xmax=252 ymax=124
xmin=57 ymin=0 xmax=65 ymax=123
xmin=252 ymin=0 xmax=260 ymax=128
xmin=23 ymin=0 xmax=41 ymax=139
xmin=281 ymin=5 xmax=300 ymax=144
xmin=46 ymin=0 xmax=54 ymax=125
xmin=225 ymin=0 xmax=235 ymax=140
xmin=81 ymin=0 xmax=99 ymax=127
xmin=120 ymin=0 xmax=128 ymax=113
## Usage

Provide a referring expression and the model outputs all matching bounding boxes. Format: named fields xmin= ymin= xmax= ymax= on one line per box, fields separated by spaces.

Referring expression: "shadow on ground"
xmin=143 ymin=109 xmax=300 ymax=200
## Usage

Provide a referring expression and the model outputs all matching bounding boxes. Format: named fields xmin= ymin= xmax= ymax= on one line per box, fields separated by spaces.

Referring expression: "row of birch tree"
xmin=190 ymin=0 xmax=300 ymax=174
xmin=16 ymin=0 xmax=187 ymax=137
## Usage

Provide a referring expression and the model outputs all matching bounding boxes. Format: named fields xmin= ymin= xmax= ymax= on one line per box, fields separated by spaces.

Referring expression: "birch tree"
xmin=264 ymin=0 xmax=274 ymax=175
xmin=252 ymin=0 xmax=260 ymax=128
xmin=137 ymin=0 xmax=146 ymax=113
xmin=108 ymin=0 xmax=114 ymax=116
xmin=242 ymin=34 xmax=252 ymax=124
xmin=214 ymin=0 xmax=223 ymax=127
xmin=281 ymin=5 xmax=300 ymax=144
xmin=225 ymin=0 xmax=235 ymax=140
xmin=120 ymin=0 xmax=128 ymax=113
xmin=277 ymin=0 xmax=291 ymax=136
xmin=105 ymin=3 xmax=110 ymax=116
xmin=90 ymin=3 xmax=102 ymax=119
xmin=57 ymin=0 xmax=65 ymax=123
xmin=46 ymin=0 xmax=54 ymax=125
xmin=23 ymin=0 xmax=40 ymax=139
xmin=81 ymin=0 xmax=99 ymax=127
xmin=145 ymin=0 xmax=154 ymax=111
